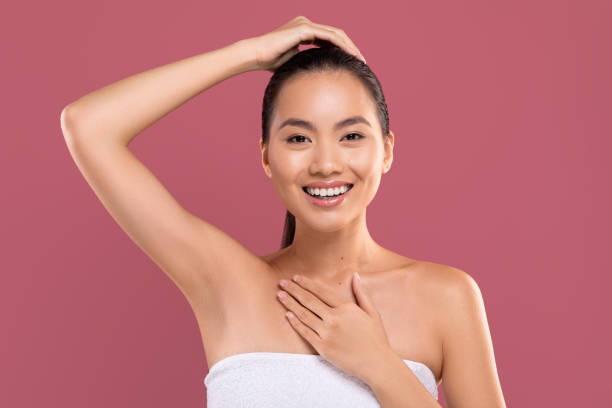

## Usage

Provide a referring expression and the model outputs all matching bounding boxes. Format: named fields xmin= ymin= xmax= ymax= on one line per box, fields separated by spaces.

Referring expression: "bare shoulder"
xmin=428 ymin=263 xmax=486 ymax=327
xmin=416 ymin=262 xmax=506 ymax=406
xmin=397 ymin=259 xmax=482 ymax=333
xmin=379 ymin=257 xmax=467 ymax=383
xmin=373 ymin=256 xmax=471 ymax=320
xmin=407 ymin=260 xmax=478 ymax=296
xmin=394 ymin=258 xmax=474 ymax=293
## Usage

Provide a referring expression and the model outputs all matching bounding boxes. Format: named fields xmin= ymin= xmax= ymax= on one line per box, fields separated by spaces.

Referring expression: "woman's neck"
xmin=281 ymin=217 xmax=384 ymax=281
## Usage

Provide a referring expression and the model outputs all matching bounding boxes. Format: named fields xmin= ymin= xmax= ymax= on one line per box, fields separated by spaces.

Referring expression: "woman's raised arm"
xmin=60 ymin=39 xmax=263 ymax=303
xmin=61 ymin=39 xmax=256 ymax=147
xmin=59 ymin=16 xmax=365 ymax=306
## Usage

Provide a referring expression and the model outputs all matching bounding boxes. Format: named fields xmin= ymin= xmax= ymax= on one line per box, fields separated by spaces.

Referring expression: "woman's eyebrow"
xmin=277 ymin=116 xmax=372 ymax=132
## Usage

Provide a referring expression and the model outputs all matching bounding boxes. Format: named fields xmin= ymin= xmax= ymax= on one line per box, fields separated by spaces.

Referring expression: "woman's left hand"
xmin=276 ymin=272 xmax=393 ymax=381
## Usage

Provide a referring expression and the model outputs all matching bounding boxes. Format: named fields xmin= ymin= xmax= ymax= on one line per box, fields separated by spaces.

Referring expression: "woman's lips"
xmin=303 ymin=181 xmax=354 ymax=189
xmin=302 ymin=185 xmax=353 ymax=208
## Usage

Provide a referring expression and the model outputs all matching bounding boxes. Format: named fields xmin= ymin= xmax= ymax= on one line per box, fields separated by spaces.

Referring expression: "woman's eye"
xmin=343 ymin=133 xmax=364 ymax=141
xmin=287 ymin=135 xmax=309 ymax=144
xmin=286 ymin=133 xmax=364 ymax=144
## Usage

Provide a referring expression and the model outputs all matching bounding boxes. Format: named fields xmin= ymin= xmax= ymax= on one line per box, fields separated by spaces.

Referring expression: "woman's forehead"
xmin=279 ymin=70 xmax=364 ymax=98
xmin=273 ymin=73 xmax=376 ymax=130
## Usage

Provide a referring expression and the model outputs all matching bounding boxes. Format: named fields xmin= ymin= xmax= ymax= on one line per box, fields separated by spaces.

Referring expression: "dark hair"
xmin=260 ymin=46 xmax=390 ymax=249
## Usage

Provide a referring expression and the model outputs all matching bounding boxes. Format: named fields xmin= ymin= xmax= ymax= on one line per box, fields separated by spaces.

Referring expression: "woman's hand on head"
xmin=243 ymin=16 xmax=366 ymax=72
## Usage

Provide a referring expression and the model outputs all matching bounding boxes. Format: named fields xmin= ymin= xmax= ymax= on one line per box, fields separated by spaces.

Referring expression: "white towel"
xmin=204 ymin=352 xmax=438 ymax=407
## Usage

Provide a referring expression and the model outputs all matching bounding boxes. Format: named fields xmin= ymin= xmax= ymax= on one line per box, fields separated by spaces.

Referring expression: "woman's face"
xmin=260 ymin=70 xmax=394 ymax=232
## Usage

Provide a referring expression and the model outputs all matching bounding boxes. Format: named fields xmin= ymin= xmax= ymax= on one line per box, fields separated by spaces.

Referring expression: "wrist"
xmin=227 ymin=38 xmax=260 ymax=73
xmin=362 ymin=347 xmax=402 ymax=389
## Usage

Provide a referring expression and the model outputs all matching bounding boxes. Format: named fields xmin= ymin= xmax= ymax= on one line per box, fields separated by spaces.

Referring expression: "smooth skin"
xmin=61 ymin=16 xmax=506 ymax=407
xmin=260 ymin=69 xmax=394 ymax=285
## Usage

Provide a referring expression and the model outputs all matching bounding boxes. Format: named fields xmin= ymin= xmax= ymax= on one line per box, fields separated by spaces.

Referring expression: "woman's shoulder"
xmin=412 ymin=259 xmax=475 ymax=293
xmin=387 ymin=253 xmax=474 ymax=298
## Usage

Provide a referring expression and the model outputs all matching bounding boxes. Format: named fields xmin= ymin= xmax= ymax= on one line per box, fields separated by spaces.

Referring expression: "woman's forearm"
xmin=62 ymin=39 xmax=257 ymax=146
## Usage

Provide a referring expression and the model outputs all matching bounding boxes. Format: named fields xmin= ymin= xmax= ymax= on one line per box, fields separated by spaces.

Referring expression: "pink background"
xmin=1 ymin=0 xmax=610 ymax=407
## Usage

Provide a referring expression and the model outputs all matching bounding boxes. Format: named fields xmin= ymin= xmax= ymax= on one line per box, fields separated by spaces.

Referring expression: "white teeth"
xmin=306 ymin=184 xmax=351 ymax=198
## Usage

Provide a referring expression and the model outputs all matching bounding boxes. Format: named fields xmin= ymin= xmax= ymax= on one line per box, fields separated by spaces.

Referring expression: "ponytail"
xmin=280 ymin=210 xmax=295 ymax=249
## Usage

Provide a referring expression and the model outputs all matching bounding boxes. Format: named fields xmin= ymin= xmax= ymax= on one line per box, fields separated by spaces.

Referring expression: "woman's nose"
xmin=308 ymin=144 xmax=343 ymax=175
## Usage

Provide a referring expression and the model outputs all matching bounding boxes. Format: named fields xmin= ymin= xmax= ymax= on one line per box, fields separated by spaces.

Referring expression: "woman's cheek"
xmin=347 ymin=148 xmax=380 ymax=177
xmin=268 ymin=154 xmax=302 ymax=206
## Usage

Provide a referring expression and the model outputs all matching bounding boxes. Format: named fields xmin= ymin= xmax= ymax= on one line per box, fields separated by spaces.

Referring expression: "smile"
xmin=302 ymin=184 xmax=354 ymax=208
xmin=302 ymin=184 xmax=353 ymax=198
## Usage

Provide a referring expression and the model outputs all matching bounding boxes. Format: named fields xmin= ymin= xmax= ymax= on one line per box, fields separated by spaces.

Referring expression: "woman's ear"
xmin=259 ymin=138 xmax=272 ymax=178
xmin=382 ymin=130 xmax=394 ymax=174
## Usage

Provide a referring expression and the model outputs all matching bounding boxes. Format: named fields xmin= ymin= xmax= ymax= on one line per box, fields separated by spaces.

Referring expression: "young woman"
xmin=61 ymin=16 xmax=506 ymax=408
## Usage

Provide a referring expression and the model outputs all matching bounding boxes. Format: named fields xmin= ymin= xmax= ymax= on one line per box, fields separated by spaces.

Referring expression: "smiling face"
xmin=260 ymin=70 xmax=394 ymax=232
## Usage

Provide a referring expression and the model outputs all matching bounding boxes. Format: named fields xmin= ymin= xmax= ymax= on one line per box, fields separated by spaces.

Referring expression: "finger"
xmin=286 ymin=311 xmax=323 ymax=350
xmin=297 ymin=24 xmax=356 ymax=59
xmin=278 ymin=290 xmax=325 ymax=335
xmin=351 ymin=272 xmax=378 ymax=317
xmin=311 ymin=23 xmax=364 ymax=61
xmin=280 ymin=280 xmax=332 ymax=321
xmin=291 ymin=275 xmax=349 ymax=308
xmin=271 ymin=44 xmax=300 ymax=70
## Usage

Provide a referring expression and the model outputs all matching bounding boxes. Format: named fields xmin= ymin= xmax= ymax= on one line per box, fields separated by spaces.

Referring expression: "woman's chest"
xmin=196 ymin=264 xmax=443 ymax=384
